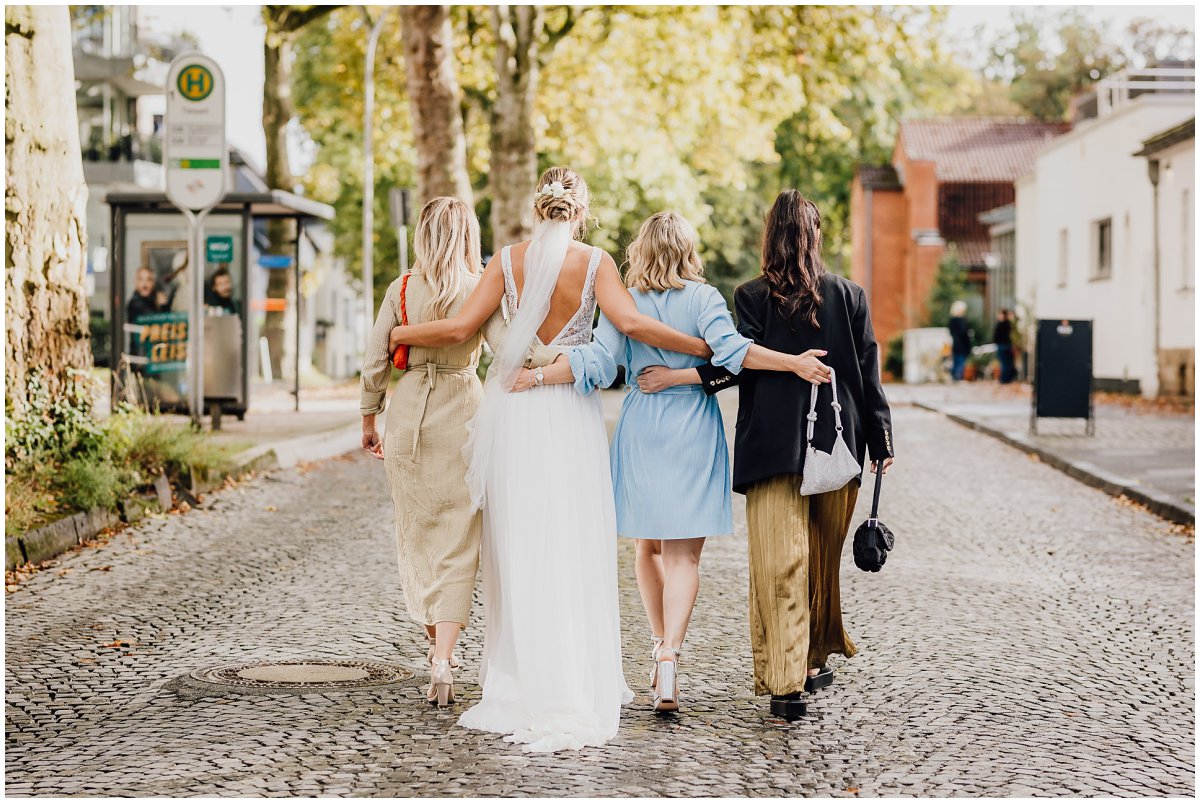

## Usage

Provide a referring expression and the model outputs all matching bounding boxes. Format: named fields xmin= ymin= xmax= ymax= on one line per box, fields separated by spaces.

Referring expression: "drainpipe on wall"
xmin=864 ymin=187 xmax=874 ymax=306
xmin=1148 ymin=159 xmax=1161 ymax=396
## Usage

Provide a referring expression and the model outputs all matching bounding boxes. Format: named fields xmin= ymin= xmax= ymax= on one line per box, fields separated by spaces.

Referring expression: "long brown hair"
xmin=761 ymin=190 xmax=826 ymax=329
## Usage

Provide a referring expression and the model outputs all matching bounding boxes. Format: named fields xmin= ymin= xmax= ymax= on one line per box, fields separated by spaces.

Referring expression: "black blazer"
xmin=696 ymin=274 xmax=894 ymax=494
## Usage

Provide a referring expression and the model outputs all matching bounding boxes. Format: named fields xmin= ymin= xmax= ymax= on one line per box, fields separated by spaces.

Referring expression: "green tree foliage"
xmin=772 ymin=7 xmax=1011 ymax=273
xmin=1125 ymin=18 xmax=1195 ymax=67
xmin=985 ymin=9 xmax=1126 ymax=121
xmin=291 ymin=6 xmax=1056 ymax=303
xmin=293 ymin=7 xmax=414 ymax=296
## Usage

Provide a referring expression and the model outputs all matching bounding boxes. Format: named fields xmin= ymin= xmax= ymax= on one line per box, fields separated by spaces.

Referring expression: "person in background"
xmin=993 ymin=308 xmax=1015 ymax=384
xmin=205 ymin=267 xmax=239 ymax=315
xmin=126 ymin=267 xmax=168 ymax=374
xmin=948 ymin=300 xmax=972 ymax=382
xmin=127 ymin=267 xmax=166 ymax=323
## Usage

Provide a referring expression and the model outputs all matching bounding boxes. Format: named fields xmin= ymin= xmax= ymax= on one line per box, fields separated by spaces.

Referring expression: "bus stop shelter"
xmin=106 ymin=189 xmax=334 ymax=422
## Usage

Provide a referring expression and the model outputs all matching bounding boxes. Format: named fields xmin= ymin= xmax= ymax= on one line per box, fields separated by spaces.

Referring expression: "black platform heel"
xmin=805 ymin=666 xmax=834 ymax=693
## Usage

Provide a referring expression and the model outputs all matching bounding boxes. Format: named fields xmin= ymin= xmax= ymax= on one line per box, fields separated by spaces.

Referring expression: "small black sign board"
xmin=1032 ymin=319 xmax=1094 ymax=435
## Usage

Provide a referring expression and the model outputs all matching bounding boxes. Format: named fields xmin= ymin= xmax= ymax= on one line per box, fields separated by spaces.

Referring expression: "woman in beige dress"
xmin=359 ymin=197 xmax=561 ymax=707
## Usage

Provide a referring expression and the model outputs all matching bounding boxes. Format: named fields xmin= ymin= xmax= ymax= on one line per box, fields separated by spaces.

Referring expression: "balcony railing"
xmin=82 ymin=133 xmax=162 ymax=164
xmin=1095 ymin=67 xmax=1195 ymax=116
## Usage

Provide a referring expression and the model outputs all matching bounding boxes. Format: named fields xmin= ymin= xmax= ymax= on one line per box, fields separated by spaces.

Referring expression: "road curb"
xmin=231 ymin=420 xmax=361 ymax=470
xmin=912 ymin=401 xmax=1196 ymax=526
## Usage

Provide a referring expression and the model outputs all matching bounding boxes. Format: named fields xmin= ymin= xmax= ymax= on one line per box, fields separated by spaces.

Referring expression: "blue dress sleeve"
xmin=694 ymin=285 xmax=752 ymax=374
xmin=567 ymin=313 xmax=626 ymax=395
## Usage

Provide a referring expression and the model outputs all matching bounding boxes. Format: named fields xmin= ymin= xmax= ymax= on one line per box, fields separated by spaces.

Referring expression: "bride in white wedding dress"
xmin=386 ymin=167 xmax=711 ymax=751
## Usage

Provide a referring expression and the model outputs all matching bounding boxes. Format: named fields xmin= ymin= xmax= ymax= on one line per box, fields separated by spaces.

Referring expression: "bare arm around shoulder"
xmin=592 ymin=254 xmax=711 ymax=358
xmin=388 ymin=258 xmax=504 ymax=350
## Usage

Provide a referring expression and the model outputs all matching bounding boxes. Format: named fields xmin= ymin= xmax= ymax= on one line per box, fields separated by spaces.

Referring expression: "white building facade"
xmin=1014 ymin=68 xmax=1195 ymax=397
xmin=1138 ymin=119 xmax=1196 ymax=396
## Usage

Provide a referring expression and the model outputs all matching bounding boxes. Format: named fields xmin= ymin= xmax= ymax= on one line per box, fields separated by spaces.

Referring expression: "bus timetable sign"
xmin=164 ymin=53 xmax=226 ymax=211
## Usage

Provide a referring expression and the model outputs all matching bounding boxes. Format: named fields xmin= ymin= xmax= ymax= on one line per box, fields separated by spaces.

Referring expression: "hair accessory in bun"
xmin=535 ymin=181 xmax=568 ymax=200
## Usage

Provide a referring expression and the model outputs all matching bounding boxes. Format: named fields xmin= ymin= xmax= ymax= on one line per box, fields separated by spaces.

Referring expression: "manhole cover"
xmin=188 ymin=659 xmax=414 ymax=691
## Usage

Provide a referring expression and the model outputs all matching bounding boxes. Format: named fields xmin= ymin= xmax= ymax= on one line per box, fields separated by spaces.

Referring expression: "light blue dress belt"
xmin=408 ymin=362 xmax=476 ymax=460
xmin=627 ymin=384 xmax=705 ymax=395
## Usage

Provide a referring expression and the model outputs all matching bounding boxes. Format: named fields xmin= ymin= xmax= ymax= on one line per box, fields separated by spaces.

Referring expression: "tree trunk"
xmin=5 ymin=5 xmax=92 ymax=417
xmin=489 ymin=5 xmax=542 ymax=248
xmin=262 ymin=10 xmax=298 ymax=193
xmin=261 ymin=20 xmax=293 ymax=378
xmin=399 ymin=5 xmax=473 ymax=207
xmin=261 ymin=6 xmax=334 ymax=380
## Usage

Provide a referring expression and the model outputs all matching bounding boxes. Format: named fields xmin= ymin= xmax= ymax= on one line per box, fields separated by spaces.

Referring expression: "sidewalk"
xmin=93 ymin=374 xmax=366 ymax=470
xmin=203 ymin=380 xmax=364 ymax=469
xmin=891 ymin=382 xmax=1195 ymax=525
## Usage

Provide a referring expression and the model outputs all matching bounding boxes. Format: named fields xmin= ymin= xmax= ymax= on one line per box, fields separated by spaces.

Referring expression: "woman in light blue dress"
xmin=517 ymin=212 xmax=830 ymax=711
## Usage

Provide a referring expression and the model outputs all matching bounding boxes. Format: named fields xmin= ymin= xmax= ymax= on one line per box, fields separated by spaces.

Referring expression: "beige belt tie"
xmin=409 ymin=362 xmax=475 ymax=460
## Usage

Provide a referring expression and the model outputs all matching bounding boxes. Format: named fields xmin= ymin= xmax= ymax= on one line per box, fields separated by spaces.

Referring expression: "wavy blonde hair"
xmin=532 ymin=166 xmax=592 ymax=238
xmin=624 ymin=211 xmax=706 ymax=293
xmin=412 ymin=197 xmax=481 ymax=320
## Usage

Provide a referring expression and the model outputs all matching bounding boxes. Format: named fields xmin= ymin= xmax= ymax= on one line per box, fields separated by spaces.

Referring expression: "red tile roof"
xmin=899 ymin=118 xmax=1071 ymax=182
xmin=949 ymin=239 xmax=992 ymax=268
xmin=855 ymin=164 xmax=901 ymax=189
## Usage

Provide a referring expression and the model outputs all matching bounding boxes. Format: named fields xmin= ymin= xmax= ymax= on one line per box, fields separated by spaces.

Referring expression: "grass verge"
xmin=6 ymin=371 xmax=242 ymax=538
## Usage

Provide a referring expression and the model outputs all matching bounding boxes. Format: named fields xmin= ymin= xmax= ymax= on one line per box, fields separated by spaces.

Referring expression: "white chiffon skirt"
xmin=458 ymin=383 xmax=633 ymax=752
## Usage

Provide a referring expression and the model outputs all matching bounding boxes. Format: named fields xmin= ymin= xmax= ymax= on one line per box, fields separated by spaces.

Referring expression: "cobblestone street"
xmin=5 ymin=393 xmax=1194 ymax=797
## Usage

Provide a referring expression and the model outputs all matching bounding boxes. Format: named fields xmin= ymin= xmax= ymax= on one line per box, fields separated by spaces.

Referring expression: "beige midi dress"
xmin=360 ymin=270 xmax=561 ymax=628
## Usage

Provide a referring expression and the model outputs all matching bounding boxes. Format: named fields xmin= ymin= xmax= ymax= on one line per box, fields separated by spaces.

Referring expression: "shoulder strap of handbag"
xmin=805 ymin=366 xmax=843 ymax=443
xmin=400 ymin=273 xmax=410 ymax=326
xmin=869 ymin=459 xmax=883 ymax=520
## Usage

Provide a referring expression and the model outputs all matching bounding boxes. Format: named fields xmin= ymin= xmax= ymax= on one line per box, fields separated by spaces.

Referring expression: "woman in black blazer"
xmin=637 ymin=190 xmax=894 ymax=717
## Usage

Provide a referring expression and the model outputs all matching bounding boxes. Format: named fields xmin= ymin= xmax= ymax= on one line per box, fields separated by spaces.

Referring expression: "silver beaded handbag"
xmin=800 ymin=367 xmax=862 ymax=496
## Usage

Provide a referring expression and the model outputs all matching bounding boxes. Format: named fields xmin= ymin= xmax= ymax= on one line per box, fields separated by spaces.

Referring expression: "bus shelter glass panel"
xmin=120 ymin=213 xmax=245 ymax=410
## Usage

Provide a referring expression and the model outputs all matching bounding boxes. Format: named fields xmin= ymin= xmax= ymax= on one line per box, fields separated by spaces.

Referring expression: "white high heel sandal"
xmin=427 ymin=658 xmax=455 ymax=707
xmin=653 ymin=645 xmax=681 ymax=713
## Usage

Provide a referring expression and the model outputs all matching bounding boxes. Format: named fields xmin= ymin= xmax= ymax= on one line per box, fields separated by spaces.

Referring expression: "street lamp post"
xmin=361 ymin=6 xmax=391 ymax=344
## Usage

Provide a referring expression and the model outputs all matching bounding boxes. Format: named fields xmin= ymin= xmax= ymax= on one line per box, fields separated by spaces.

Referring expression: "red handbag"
xmin=391 ymin=273 xmax=411 ymax=370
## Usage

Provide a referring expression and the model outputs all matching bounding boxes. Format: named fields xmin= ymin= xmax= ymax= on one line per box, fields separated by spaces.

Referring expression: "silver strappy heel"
xmin=648 ymin=636 xmax=664 ymax=689
xmin=653 ymin=645 xmax=681 ymax=712
xmin=425 ymin=635 xmax=459 ymax=669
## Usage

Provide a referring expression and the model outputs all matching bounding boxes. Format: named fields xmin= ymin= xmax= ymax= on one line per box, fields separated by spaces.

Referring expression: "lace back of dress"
xmin=500 ymin=244 xmax=601 ymax=347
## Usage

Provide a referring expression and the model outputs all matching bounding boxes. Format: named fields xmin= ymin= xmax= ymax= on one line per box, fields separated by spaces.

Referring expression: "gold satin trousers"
xmin=745 ymin=474 xmax=860 ymax=696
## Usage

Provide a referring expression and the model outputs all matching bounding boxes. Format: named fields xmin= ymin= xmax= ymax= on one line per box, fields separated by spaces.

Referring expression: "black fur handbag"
xmin=853 ymin=461 xmax=894 ymax=572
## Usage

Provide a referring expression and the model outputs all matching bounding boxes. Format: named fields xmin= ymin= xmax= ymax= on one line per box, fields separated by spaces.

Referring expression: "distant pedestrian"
xmin=204 ymin=267 xmax=239 ymax=315
xmin=127 ymin=267 xmax=166 ymax=372
xmin=127 ymin=267 xmax=165 ymax=323
xmin=948 ymin=300 xmax=972 ymax=381
xmin=993 ymin=308 xmax=1015 ymax=384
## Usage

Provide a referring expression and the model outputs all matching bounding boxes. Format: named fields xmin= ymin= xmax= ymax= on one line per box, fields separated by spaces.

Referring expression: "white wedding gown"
xmin=457 ymin=236 xmax=633 ymax=752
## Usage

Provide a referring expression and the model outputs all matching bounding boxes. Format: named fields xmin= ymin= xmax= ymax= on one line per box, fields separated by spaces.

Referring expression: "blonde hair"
xmin=624 ymin=211 xmax=706 ymax=293
xmin=532 ymin=166 xmax=591 ymax=237
xmin=950 ymin=299 xmax=967 ymax=317
xmin=412 ymin=197 xmax=482 ymax=320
